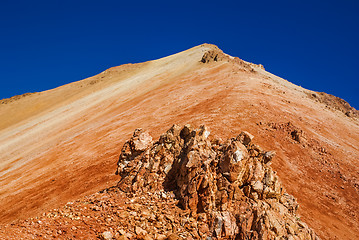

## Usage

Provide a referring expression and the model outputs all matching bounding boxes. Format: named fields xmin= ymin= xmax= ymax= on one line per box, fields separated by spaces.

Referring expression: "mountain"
xmin=0 ymin=44 xmax=358 ymax=239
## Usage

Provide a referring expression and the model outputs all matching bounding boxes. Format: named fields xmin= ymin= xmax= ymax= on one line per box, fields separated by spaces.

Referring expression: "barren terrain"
xmin=0 ymin=44 xmax=358 ymax=239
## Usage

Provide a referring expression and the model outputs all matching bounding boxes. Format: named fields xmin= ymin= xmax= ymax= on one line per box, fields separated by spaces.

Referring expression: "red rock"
xmin=115 ymin=125 xmax=320 ymax=239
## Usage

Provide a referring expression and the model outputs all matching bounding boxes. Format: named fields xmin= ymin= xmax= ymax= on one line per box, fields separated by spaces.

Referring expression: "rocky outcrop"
xmin=309 ymin=92 xmax=359 ymax=119
xmin=200 ymin=49 xmax=229 ymax=63
xmin=199 ymin=47 xmax=265 ymax=73
xmin=116 ymin=125 xmax=319 ymax=239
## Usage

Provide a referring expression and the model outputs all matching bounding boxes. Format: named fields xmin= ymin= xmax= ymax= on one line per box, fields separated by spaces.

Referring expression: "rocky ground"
xmin=0 ymin=125 xmax=320 ymax=239
xmin=0 ymin=186 xmax=186 ymax=239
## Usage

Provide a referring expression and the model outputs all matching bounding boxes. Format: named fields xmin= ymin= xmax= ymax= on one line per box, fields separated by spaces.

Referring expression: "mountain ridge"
xmin=1 ymin=43 xmax=357 ymax=129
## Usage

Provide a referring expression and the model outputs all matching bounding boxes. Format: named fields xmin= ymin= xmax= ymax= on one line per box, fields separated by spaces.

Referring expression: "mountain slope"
xmin=0 ymin=125 xmax=321 ymax=239
xmin=0 ymin=44 xmax=358 ymax=239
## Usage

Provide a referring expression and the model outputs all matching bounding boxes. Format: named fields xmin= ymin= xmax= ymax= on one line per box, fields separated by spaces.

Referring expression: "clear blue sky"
xmin=1 ymin=0 xmax=358 ymax=109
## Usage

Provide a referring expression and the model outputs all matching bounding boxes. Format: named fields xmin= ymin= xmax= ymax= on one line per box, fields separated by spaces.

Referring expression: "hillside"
xmin=0 ymin=44 xmax=358 ymax=239
xmin=0 ymin=125 xmax=321 ymax=239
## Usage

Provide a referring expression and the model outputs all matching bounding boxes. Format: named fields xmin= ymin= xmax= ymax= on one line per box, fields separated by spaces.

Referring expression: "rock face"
xmin=116 ymin=125 xmax=319 ymax=239
xmin=200 ymin=49 xmax=228 ymax=63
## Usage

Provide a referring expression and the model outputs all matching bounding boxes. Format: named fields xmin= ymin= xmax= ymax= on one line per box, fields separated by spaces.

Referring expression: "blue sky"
xmin=1 ymin=0 xmax=358 ymax=109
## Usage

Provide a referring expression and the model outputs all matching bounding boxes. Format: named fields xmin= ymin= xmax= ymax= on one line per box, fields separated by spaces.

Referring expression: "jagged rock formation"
xmin=200 ymin=49 xmax=229 ymax=63
xmin=116 ymin=125 xmax=319 ymax=239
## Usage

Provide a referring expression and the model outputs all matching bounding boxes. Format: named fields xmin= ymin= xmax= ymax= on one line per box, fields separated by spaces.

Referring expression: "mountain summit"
xmin=0 ymin=44 xmax=358 ymax=239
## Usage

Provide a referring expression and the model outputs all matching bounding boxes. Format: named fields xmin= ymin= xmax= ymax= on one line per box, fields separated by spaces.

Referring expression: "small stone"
xmin=219 ymin=141 xmax=249 ymax=182
xmin=180 ymin=124 xmax=193 ymax=140
xmin=125 ymin=233 xmax=133 ymax=239
xmin=213 ymin=213 xmax=223 ymax=237
xmin=237 ymin=131 xmax=254 ymax=146
xmin=264 ymin=170 xmax=275 ymax=186
xmin=99 ymin=231 xmax=113 ymax=240
xmin=135 ymin=226 xmax=147 ymax=236
xmin=198 ymin=125 xmax=210 ymax=139
xmin=156 ymin=234 xmax=167 ymax=240
xmin=165 ymin=214 xmax=175 ymax=223
xmin=117 ymin=236 xmax=128 ymax=240
xmin=197 ymin=213 xmax=207 ymax=222
xmin=263 ymin=151 xmax=276 ymax=164
xmin=221 ymin=211 xmax=239 ymax=237
xmin=286 ymin=224 xmax=295 ymax=235
xmin=249 ymin=191 xmax=259 ymax=200
xmin=132 ymin=129 xmax=153 ymax=152
xmin=243 ymin=185 xmax=251 ymax=197
xmin=252 ymin=180 xmax=264 ymax=193
xmin=141 ymin=209 xmax=151 ymax=218
xmin=166 ymin=233 xmax=180 ymax=240
xmin=297 ymin=221 xmax=308 ymax=229
xmin=118 ymin=229 xmax=126 ymax=235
